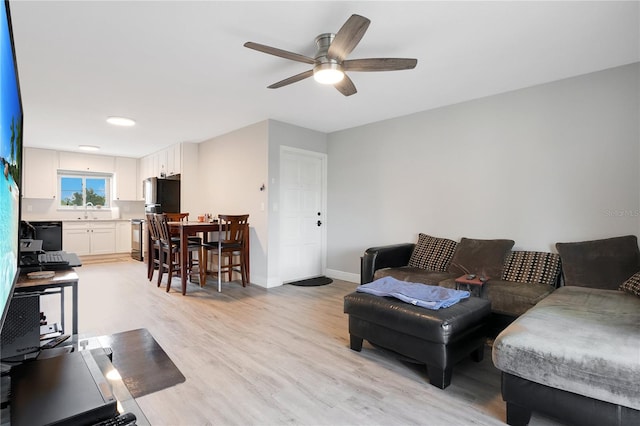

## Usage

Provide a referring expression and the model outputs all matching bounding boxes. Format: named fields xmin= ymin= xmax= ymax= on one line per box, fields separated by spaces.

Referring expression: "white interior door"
xmin=280 ymin=147 xmax=326 ymax=283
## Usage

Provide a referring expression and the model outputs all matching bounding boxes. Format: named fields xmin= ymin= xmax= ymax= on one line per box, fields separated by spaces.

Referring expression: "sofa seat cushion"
xmin=374 ymin=266 xmax=457 ymax=286
xmin=479 ymin=280 xmax=554 ymax=316
xmin=492 ymin=286 xmax=640 ymax=410
xmin=438 ymin=278 xmax=555 ymax=317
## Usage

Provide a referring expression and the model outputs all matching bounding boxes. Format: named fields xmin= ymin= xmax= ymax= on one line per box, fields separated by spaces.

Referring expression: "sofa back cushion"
xmin=502 ymin=251 xmax=561 ymax=286
xmin=407 ymin=233 xmax=458 ymax=272
xmin=448 ymin=237 xmax=515 ymax=279
xmin=556 ymin=235 xmax=640 ymax=290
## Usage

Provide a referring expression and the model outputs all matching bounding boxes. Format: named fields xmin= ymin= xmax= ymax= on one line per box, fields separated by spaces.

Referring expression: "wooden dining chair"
xmin=165 ymin=212 xmax=189 ymax=222
xmin=146 ymin=213 xmax=162 ymax=282
xmin=201 ymin=214 xmax=249 ymax=292
xmin=165 ymin=212 xmax=202 ymax=245
xmin=154 ymin=213 xmax=203 ymax=292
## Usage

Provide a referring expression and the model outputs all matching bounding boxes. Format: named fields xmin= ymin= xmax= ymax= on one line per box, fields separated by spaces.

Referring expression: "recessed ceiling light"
xmin=79 ymin=145 xmax=100 ymax=151
xmin=106 ymin=116 xmax=136 ymax=127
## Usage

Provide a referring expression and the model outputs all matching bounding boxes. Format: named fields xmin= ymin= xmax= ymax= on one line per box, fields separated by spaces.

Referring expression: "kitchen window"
xmin=58 ymin=171 xmax=112 ymax=209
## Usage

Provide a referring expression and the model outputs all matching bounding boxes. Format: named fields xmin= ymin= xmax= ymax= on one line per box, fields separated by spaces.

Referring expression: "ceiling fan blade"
xmin=327 ymin=14 xmax=371 ymax=62
xmin=244 ymin=42 xmax=316 ymax=65
xmin=334 ymin=74 xmax=357 ymax=96
xmin=343 ymin=58 xmax=418 ymax=72
xmin=267 ymin=69 xmax=314 ymax=89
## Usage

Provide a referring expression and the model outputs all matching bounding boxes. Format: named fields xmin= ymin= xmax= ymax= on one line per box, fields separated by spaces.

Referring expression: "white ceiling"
xmin=9 ymin=1 xmax=640 ymax=158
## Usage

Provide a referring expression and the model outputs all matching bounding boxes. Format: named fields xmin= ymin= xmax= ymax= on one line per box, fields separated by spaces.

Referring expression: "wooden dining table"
xmin=165 ymin=221 xmax=250 ymax=295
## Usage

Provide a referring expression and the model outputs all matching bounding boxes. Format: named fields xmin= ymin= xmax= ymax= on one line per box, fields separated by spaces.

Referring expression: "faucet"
xmin=84 ymin=202 xmax=94 ymax=219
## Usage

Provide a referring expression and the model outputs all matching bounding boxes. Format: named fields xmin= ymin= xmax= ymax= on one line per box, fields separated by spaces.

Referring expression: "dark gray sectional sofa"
xmin=358 ymin=233 xmax=640 ymax=425
xmin=361 ymin=234 xmax=562 ymax=319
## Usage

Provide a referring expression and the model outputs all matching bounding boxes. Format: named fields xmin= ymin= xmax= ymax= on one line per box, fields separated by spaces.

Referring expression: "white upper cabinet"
xmin=166 ymin=143 xmax=181 ymax=176
xmin=59 ymin=152 xmax=115 ymax=173
xmin=22 ymin=148 xmax=58 ymax=199
xmin=139 ymin=143 xmax=182 ymax=180
xmin=114 ymin=157 xmax=138 ymax=201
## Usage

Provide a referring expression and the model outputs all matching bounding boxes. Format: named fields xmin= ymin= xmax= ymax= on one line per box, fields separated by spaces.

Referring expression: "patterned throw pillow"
xmin=620 ymin=271 xmax=640 ymax=297
xmin=408 ymin=234 xmax=458 ymax=272
xmin=502 ymin=251 xmax=561 ymax=286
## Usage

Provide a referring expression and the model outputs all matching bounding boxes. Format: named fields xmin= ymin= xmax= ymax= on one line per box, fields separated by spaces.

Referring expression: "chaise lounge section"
xmin=492 ymin=235 xmax=640 ymax=426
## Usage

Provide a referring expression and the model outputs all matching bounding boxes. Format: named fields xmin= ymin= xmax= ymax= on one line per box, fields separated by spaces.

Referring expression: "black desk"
xmin=16 ymin=269 xmax=79 ymax=335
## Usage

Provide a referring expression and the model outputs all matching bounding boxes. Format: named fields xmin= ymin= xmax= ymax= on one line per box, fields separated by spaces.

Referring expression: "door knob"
xmin=317 ymin=220 xmax=322 ymax=226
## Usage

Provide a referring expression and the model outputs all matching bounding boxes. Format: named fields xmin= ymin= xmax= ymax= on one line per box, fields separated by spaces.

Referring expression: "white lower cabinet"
xmin=63 ymin=222 xmax=116 ymax=255
xmin=115 ymin=222 xmax=131 ymax=253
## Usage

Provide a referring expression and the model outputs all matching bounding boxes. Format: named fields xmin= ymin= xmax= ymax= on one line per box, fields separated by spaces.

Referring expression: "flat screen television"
xmin=0 ymin=0 xmax=23 ymax=333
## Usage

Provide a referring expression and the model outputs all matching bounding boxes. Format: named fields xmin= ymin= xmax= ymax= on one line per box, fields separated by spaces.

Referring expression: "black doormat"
xmin=99 ymin=328 xmax=185 ymax=398
xmin=287 ymin=276 xmax=333 ymax=286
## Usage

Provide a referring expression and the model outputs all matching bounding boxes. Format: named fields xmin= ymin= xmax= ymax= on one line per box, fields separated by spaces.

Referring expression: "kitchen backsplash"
xmin=21 ymin=198 xmax=145 ymax=221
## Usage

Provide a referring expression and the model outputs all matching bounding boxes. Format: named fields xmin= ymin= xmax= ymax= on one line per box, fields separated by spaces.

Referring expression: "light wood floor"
xmin=42 ymin=259 xmax=562 ymax=426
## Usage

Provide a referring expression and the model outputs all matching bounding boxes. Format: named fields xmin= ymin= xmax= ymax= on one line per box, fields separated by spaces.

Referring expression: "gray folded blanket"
xmin=357 ymin=276 xmax=470 ymax=310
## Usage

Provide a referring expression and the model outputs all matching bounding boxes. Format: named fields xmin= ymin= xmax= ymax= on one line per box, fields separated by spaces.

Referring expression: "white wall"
xmin=195 ymin=121 xmax=269 ymax=285
xmin=327 ymin=63 xmax=640 ymax=276
xmin=192 ymin=119 xmax=327 ymax=288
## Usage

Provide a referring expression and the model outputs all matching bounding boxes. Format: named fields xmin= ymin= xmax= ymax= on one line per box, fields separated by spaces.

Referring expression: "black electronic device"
xmin=0 ymin=0 xmax=25 ymax=340
xmin=10 ymin=350 xmax=118 ymax=426
xmin=41 ymin=333 xmax=70 ymax=349
xmin=92 ymin=412 xmax=137 ymax=426
xmin=19 ymin=238 xmax=43 ymax=267
xmin=0 ymin=293 xmax=40 ymax=360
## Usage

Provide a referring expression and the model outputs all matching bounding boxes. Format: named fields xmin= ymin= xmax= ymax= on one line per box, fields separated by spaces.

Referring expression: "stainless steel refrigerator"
xmin=143 ymin=177 xmax=180 ymax=213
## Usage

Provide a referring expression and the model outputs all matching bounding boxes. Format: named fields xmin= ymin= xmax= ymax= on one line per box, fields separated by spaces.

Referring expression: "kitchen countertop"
xmin=24 ymin=218 xmax=135 ymax=223
xmin=63 ymin=219 xmax=133 ymax=222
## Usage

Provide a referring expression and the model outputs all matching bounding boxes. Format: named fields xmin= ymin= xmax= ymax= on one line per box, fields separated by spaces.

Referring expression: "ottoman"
xmin=344 ymin=291 xmax=491 ymax=389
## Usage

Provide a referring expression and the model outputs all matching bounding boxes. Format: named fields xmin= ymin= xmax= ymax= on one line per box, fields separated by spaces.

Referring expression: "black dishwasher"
xmin=29 ymin=221 xmax=63 ymax=251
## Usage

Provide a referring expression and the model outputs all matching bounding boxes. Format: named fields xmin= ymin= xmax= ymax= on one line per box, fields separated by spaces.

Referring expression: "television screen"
xmin=0 ymin=0 xmax=23 ymax=331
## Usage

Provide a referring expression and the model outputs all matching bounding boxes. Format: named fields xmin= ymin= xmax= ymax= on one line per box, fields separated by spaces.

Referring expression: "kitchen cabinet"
xmin=22 ymin=148 xmax=58 ymax=199
xmin=139 ymin=155 xmax=151 ymax=183
xmin=139 ymin=143 xmax=182 ymax=180
xmin=114 ymin=157 xmax=138 ymax=200
xmin=59 ymin=152 xmax=115 ymax=173
xmin=63 ymin=221 xmax=116 ymax=255
xmin=115 ymin=221 xmax=131 ymax=253
xmin=166 ymin=143 xmax=181 ymax=176
xmin=156 ymin=150 xmax=168 ymax=177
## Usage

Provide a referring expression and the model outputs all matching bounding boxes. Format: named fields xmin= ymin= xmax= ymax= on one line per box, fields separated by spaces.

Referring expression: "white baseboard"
xmin=326 ymin=269 xmax=359 ymax=284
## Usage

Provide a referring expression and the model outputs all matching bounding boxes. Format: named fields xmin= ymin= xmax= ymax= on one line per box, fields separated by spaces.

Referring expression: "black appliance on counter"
xmin=143 ymin=177 xmax=180 ymax=213
xmin=20 ymin=221 xmax=63 ymax=251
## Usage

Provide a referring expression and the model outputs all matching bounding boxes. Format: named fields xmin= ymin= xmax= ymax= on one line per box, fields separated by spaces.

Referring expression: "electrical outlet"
xmin=27 ymin=205 xmax=32 ymax=212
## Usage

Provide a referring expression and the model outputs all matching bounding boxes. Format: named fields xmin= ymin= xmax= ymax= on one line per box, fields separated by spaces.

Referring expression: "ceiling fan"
xmin=244 ymin=14 xmax=417 ymax=96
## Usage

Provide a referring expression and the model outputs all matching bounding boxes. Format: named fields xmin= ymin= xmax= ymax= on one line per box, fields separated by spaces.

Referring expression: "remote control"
xmin=41 ymin=334 xmax=70 ymax=349
xmin=93 ymin=412 xmax=137 ymax=426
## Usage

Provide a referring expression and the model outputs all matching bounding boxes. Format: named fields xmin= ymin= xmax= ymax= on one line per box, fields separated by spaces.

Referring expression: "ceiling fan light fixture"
xmin=313 ymin=62 xmax=344 ymax=85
